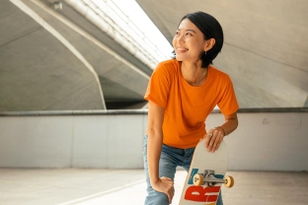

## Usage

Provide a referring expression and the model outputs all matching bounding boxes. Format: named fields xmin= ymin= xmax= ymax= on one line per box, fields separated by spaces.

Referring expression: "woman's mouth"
xmin=176 ymin=47 xmax=188 ymax=53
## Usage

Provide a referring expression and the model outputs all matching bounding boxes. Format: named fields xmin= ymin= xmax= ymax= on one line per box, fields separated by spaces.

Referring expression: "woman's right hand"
xmin=152 ymin=176 xmax=175 ymax=204
xmin=147 ymin=101 xmax=174 ymax=202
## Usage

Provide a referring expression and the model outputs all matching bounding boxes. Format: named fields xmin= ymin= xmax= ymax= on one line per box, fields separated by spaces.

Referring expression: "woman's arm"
xmin=147 ymin=100 xmax=174 ymax=203
xmin=205 ymin=112 xmax=238 ymax=152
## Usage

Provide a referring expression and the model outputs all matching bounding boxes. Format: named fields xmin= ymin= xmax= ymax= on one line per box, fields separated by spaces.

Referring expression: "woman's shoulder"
xmin=157 ymin=58 xmax=180 ymax=68
xmin=208 ymin=65 xmax=233 ymax=87
xmin=154 ymin=58 xmax=180 ymax=74
xmin=209 ymin=65 xmax=230 ymax=79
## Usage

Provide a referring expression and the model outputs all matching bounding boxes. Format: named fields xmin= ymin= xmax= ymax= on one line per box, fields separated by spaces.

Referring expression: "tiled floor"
xmin=0 ymin=168 xmax=307 ymax=205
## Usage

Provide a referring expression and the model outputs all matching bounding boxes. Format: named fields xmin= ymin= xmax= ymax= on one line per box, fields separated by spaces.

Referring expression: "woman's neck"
xmin=181 ymin=61 xmax=208 ymax=86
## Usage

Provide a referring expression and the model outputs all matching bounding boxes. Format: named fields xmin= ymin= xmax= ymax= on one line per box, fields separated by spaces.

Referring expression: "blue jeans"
xmin=143 ymin=136 xmax=223 ymax=205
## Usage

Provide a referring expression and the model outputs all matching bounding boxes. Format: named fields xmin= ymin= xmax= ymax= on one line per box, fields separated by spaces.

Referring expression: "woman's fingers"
xmin=205 ymin=128 xmax=224 ymax=152
xmin=160 ymin=177 xmax=175 ymax=203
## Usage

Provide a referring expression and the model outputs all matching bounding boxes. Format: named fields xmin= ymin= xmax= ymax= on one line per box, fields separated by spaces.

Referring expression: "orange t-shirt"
xmin=144 ymin=59 xmax=239 ymax=149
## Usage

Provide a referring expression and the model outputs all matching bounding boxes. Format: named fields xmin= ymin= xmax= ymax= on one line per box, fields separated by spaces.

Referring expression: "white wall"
xmin=206 ymin=112 xmax=308 ymax=171
xmin=0 ymin=110 xmax=307 ymax=171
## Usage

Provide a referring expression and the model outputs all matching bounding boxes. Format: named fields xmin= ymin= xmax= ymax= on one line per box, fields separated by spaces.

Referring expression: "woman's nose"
xmin=176 ymin=34 xmax=184 ymax=42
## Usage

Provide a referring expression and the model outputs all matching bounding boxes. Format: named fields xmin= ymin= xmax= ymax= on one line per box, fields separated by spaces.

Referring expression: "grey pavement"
xmin=0 ymin=168 xmax=307 ymax=205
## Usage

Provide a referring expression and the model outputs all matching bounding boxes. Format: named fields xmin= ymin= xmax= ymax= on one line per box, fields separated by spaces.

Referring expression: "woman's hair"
xmin=172 ymin=11 xmax=224 ymax=68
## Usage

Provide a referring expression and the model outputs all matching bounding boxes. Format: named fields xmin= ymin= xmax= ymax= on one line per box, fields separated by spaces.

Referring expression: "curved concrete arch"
xmin=1 ymin=0 xmax=153 ymax=111
xmin=10 ymin=0 xmax=106 ymax=109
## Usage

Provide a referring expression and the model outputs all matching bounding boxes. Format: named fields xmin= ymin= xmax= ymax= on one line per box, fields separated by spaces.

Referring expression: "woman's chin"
xmin=175 ymin=55 xmax=184 ymax=61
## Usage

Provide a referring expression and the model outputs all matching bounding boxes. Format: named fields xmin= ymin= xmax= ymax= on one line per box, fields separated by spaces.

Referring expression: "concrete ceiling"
xmin=0 ymin=0 xmax=151 ymax=111
xmin=136 ymin=0 xmax=308 ymax=108
xmin=1 ymin=0 xmax=307 ymax=112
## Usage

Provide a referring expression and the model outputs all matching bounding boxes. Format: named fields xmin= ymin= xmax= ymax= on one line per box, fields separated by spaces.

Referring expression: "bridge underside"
xmin=1 ymin=0 xmax=307 ymax=111
xmin=1 ymin=0 xmax=151 ymax=111
xmin=136 ymin=0 xmax=308 ymax=108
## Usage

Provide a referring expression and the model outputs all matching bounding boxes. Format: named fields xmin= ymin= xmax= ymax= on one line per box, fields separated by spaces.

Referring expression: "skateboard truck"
xmin=193 ymin=170 xmax=234 ymax=188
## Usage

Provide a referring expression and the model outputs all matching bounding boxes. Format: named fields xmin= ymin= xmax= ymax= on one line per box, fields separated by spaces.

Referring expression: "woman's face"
xmin=172 ymin=18 xmax=207 ymax=63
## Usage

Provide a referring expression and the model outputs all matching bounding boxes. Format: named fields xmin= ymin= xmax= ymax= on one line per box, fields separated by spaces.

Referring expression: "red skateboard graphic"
xmin=179 ymin=140 xmax=234 ymax=205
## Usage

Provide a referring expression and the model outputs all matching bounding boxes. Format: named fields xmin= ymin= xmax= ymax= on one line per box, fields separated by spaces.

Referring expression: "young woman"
xmin=143 ymin=11 xmax=239 ymax=205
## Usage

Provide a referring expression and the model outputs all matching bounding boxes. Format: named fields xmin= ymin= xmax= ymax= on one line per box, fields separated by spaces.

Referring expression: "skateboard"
xmin=179 ymin=139 xmax=234 ymax=205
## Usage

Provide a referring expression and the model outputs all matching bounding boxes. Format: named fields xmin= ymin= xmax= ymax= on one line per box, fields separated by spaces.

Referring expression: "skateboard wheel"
xmin=224 ymin=175 xmax=234 ymax=188
xmin=193 ymin=174 xmax=204 ymax=186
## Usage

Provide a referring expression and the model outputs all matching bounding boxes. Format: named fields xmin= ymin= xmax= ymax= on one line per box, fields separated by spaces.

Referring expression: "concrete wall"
xmin=0 ymin=110 xmax=307 ymax=171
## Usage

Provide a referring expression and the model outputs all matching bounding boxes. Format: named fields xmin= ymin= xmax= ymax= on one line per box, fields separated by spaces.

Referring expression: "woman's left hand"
xmin=204 ymin=127 xmax=224 ymax=152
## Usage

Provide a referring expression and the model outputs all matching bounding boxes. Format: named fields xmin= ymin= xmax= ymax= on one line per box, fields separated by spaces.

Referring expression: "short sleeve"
xmin=144 ymin=62 xmax=171 ymax=108
xmin=217 ymin=75 xmax=239 ymax=115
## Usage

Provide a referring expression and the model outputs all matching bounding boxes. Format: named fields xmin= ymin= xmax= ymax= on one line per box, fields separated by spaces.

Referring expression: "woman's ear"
xmin=204 ymin=38 xmax=216 ymax=52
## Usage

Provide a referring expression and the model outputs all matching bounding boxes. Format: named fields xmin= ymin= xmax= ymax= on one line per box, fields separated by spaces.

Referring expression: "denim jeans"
xmin=143 ymin=136 xmax=223 ymax=205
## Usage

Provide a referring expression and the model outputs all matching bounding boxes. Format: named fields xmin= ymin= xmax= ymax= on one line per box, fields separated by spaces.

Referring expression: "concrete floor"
xmin=0 ymin=169 xmax=307 ymax=205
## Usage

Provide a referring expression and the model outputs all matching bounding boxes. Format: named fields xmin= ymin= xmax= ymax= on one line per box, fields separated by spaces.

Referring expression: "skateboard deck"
xmin=179 ymin=139 xmax=234 ymax=205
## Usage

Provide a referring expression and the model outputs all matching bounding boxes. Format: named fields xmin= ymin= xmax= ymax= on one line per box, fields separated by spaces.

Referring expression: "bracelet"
xmin=215 ymin=126 xmax=226 ymax=136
